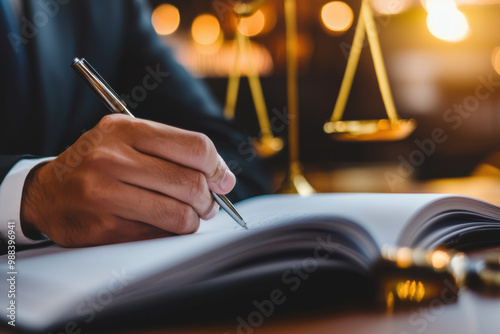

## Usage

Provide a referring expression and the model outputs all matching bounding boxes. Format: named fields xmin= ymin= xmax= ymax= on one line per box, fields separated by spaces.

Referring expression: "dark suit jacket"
xmin=0 ymin=0 xmax=269 ymax=201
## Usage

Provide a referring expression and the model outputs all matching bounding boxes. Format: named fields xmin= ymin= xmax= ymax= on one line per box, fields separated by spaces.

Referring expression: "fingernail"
xmin=206 ymin=203 xmax=220 ymax=220
xmin=220 ymin=168 xmax=236 ymax=193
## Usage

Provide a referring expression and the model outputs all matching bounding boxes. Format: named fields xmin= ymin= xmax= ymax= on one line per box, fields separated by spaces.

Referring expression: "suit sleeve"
xmin=110 ymin=0 xmax=272 ymax=202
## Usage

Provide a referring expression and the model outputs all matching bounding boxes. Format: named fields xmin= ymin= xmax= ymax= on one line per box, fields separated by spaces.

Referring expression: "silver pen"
xmin=71 ymin=57 xmax=248 ymax=230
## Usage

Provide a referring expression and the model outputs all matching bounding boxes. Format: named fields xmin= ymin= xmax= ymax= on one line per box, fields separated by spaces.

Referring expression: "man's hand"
xmin=19 ymin=115 xmax=236 ymax=247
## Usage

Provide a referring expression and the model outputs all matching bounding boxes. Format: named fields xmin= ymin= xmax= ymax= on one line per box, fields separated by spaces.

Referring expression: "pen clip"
xmin=71 ymin=58 xmax=134 ymax=117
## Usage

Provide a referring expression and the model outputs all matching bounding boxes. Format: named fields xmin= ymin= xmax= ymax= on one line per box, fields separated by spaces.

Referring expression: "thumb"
xmin=206 ymin=155 xmax=236 ymax=195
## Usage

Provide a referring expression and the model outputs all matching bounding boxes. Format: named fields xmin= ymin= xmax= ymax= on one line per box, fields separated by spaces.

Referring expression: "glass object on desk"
xmin=224 ymin=0 xmax=284 ymax=158
xmin=323 ymin=0 xmax=416 ymax=142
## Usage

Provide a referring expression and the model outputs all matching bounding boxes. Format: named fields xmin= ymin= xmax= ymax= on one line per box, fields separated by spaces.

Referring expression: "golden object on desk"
xmin=395 ymin=280 xmax=426 ymax=302
xmin=378 ymin=246 xmax=464 ymax=311
xmin=224 ymin=0 xmax=283 ymax=158
xmin=324 ymin=0 xmax=416 ymax=142
xmin=276 ymin=0 xmax=315 ymax=195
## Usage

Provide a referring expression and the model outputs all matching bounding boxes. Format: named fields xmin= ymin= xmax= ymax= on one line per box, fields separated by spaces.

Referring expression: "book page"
xmin=2 ymin=192 xmax=488 ymax=331
xmin=0 ymin=230 xmax=242 ymax=331
xmin=200 ymin=193 xmax=454 ymax=246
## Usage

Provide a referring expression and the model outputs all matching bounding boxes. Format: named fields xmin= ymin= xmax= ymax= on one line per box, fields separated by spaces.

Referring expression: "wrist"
xmin=20 ymin=162 xmax=50 ymax=240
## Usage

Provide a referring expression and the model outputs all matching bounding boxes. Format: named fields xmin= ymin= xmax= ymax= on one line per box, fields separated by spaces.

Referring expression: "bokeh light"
xmin=238 ymin=9 xmax=266 ymax=37
xmin=492 ymin=47 xmax=500 ymax=75
xmin=191 ymin=14 xmax=221 ymax=45
xmin=430 ymin=250 xmax=450 ymax=269
xmin=423 ymin=0 xmax=457 ymax=12
xmin=260 ymin=4 xmax=277 ymax=35
xmin=426 ymin=9 xmax=469 ymax=42
xmin=151 ymin=4 xmax=180 ymax=36
xmin=424 ymin=0 xmax=470 ymax=42
xmin=321 ymin=1 xmax=354 ymax=33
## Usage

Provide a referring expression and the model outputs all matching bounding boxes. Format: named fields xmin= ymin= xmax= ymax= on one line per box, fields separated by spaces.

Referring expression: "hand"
xmin=20 ymin=115 xmax=236 ymax=247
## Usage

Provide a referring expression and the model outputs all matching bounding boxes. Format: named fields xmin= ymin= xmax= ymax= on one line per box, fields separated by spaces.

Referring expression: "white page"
xmin=201 ymin=193 xmax=455 ymax=246
xmin=1 ymin=231 xmax=245 ymax=330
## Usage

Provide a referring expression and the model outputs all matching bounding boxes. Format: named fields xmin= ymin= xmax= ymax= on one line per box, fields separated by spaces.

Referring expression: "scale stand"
xmin=276 ymin=0 xmax=315 ymax=195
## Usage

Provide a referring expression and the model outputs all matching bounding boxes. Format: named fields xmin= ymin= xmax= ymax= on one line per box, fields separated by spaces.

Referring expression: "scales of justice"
xmin=224 ymin=0 xmax=416 ymax=195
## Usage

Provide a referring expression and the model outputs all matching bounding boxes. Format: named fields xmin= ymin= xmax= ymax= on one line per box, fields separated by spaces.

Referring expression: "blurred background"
xmin=146 ymin=0 xmax=500 ymax=196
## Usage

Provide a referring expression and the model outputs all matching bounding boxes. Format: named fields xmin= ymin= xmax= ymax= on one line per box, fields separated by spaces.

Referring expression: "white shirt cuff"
xmin=0 ymin=158 xmax=54 ymax=245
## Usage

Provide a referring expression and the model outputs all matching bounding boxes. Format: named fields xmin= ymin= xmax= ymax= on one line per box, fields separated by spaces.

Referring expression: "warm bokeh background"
xmin=147 ymin=0 xmax=500 ymax=192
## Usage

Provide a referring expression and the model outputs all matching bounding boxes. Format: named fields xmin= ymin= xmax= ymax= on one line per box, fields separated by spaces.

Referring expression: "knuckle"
xmin=175 ymin=205 xmax=199 ymax=234
xmin=100 ymin=218 xmax=119 ymax=236
xmin=97 ymin=114 xmax=132 ymax=136
xmin=82 ymin=149 xmax=109 ymax=171
xmin=86 ymin=147 xmax=106 ymax=164
xmin=85 ymin=216 xmax=122 ymax=246
xmin=97 ymin=114 xmax=117 ymax=130
xmin=73 ymin=171 xmax=110 ymax=205
xmin=208 ymin=159 xmax=225 ymax=182
xmin=79 ymin=178 xmax=102 ymax=203
xmin=191 ymin=133 xmax=215 ymax=162
xmin=99 ymin=114 xmax=126 ymax=128
xmin=84 ymin=145 xmax=121 ymax=170
xmin=187 ymin=173 xmax=208 ymax=204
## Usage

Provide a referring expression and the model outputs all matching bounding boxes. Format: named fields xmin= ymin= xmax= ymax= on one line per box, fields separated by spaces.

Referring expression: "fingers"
xmin=101 ymin=181 xmax=203 ymax=235
xmin=84 ymin=218 xmax=190 ymax=247
xmin=111 ymin=219 xmax=175 ymax=243
xmin=96 ymin=145 xmax=219 ymax=220
xmin=111 ymin=116 xmax=236 ymax=194
xmin=75 ymin=215 xmax=177 ymax=247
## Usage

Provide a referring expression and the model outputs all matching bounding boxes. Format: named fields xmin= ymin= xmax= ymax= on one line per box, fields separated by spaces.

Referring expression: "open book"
xmin=2 ymin=193 xmax=500 ymax=332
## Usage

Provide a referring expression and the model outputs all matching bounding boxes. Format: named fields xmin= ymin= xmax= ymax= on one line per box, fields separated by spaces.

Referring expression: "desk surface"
xmin=302 ymin=163 xmax=500 ymax=207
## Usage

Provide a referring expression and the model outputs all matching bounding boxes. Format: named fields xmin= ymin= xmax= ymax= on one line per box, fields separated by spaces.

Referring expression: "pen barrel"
xmin=71 ymin=58 xmax=133 ymax=117
xmin=212 ymin=192 xmax=247 ymax=229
